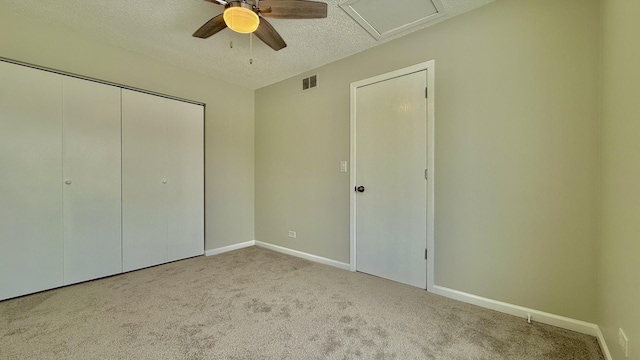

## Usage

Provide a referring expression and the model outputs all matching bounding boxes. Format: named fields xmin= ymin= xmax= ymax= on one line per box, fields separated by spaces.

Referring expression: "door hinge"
xmin=425 ymin=87 xmax=428 ymax=98
xmin=425 ymin=169 xmax=428 ymax=180
xmin=425 ymin=249 xmax=428 ymax=259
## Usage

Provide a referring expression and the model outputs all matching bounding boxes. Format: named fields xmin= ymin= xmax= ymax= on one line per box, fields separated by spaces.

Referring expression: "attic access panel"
xmin=340 ymin=0 xmax=446 ymax=40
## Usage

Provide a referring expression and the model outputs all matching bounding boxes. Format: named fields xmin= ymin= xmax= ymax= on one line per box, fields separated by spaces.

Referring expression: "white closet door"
xmin=122 ymin=89 xmax=169 ymax=272
xmin=166 ymin=101 xmax=204 ymax=262
xmin=62 ymin=77 xmax=122 ymax=285
xmin=0 ymin=61 xmax=63 ymax=300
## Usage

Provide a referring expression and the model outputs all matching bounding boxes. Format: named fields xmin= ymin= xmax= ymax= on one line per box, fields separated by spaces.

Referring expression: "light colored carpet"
xmin=0 ymin=246 xmax=603 ymax=360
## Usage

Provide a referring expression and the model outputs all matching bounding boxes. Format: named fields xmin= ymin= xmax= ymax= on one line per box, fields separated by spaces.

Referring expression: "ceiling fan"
xmin=193 ymin=0 xmax=328 ymax=51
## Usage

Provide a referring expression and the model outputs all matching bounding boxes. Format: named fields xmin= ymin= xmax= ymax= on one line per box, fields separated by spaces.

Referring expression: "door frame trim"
xmin=349 ymin=60 xmax=435 ymax=292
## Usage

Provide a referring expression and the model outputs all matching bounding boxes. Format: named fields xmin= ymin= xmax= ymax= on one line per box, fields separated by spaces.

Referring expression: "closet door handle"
xmin=64 ymin=179 xmax=72 ymax=185
xmin=162 ymin=179 xmax=168 ymax=184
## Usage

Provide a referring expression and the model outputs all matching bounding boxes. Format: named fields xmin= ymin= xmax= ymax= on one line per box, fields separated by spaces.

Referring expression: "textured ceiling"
xmin=0 ymin=0 xmax=494 ymax=89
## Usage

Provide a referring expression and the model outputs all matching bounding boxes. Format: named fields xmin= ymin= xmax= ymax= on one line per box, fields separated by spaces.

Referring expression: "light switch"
xmin=340 ymin=161 xmax=348 ymax=173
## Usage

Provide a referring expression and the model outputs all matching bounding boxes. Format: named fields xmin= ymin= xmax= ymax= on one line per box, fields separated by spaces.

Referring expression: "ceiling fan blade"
xmin=205 ymin=0 xmax=227 ymax=5
xmin=254 ymin=17 xmax=287 ymax=51
xmin=259 ymin=0 xmax=328 ymax=19
xmin=193 ymin=14 xmax=227 ymax=39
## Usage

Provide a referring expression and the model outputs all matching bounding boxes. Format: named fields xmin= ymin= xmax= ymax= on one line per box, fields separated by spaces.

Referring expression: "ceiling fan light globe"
xmin=223 ymin=6 xmax=259 ymax=33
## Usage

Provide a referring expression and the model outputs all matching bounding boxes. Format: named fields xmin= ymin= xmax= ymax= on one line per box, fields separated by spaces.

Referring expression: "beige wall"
xmin=599 ymin=0 xmax=640 ymax=358
xmin=255 ymin=0 xmax=601 ymax=322
xmin=0 ymin=10 xmax=255 ymax=251
xmin=2 ymin=0 xmax=616 ymax=331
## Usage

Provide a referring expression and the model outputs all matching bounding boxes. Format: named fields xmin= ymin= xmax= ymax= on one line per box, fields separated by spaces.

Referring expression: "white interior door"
xmin=0 ymin=61 xmax=64 ymax=300
xmin=122 ymin=89 xmax=169 ymax=272
xmin=62 ymin=77 xmax=122 ymax=285
xmin=354 ymin=70 xmax=428 ymax=288
xmin=166 ymin=101 xmax=204 ymax=262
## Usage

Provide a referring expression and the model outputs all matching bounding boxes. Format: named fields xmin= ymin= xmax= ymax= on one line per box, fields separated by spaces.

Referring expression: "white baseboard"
xmin=433 ymin=285 xmax=613 ymax=359
xmin=204 ymin=243 xmax=612 ymax=359
xmin=204 ymin=240 xmax=350 ymax=271
xmin=254 ymin=241 xmax=351 ymax=271
xmin=432 ymin=285 xmax=598 ymax=336
xmin=205 ymin=240 xmax=255 ymax=256
xmin=595 ymin=326 xmax=613 ymax=360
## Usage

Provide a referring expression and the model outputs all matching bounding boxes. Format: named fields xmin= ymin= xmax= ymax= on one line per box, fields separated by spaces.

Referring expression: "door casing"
xmin=349 ymin=60 xmax=436 ymax=292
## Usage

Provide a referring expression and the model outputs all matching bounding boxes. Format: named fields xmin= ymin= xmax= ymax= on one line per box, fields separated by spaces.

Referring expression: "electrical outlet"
xmin=288 ymin=231 xmax=296 ymax=239
xmin=619 ymin=328 xmax=629 ymax=358
xmin=340 ymin=161 xmax=348 ymax=173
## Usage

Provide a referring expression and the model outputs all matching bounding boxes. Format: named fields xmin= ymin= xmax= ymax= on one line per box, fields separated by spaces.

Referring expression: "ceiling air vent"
xmin=340 ymin=0 xmax=446 ymax=40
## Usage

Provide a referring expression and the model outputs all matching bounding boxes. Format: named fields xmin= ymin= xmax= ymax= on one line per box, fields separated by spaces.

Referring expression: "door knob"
xmin=64 ymin=179 xmax=72 ymax=185
xmin=355 ymin=186 xmax=365 ymax=193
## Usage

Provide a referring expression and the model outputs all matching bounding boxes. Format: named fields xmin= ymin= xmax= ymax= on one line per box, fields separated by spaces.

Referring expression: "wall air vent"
xmin=339 ymin=0 xmax=446 ymax=40
xmin=302 ymin=75 xmax=318 ymax=90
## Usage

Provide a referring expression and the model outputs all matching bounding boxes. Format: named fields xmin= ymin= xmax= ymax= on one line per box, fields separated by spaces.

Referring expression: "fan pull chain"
xmin=249 ymin=33 xmax=253 ymax=65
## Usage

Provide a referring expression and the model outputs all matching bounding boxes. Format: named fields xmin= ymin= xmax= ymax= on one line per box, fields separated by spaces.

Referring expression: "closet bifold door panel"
xmin=122 ymin=90 xmax=169 ymax=272
xmin=122 ymin=90 xmax=204 ymax=272
xmin=62 ymin=77 xmax=122 ymax=285
xmin=166 ymin=100 xmax=204 ymax=262
xmin=0 ymin=61 xmax=64 ymax=301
